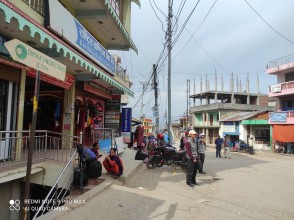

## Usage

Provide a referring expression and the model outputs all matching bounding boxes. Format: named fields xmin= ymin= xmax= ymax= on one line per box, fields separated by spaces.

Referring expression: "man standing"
xmin=215 ymin=135 xmax=223 ymax=158
xmin=197 ymin=133 xmax=206 ymax=174
xmin=185 ymin=130 xmax=199 ymax=188
xmin=223 ymin=136 xmax=231 ymax=159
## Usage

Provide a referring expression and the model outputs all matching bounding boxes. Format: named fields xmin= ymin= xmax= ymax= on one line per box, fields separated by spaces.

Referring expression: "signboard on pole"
xmin=5 ymin=39 xmax=66 ymax=81
xmin=121 ymin=107 xmax=132 ymax=143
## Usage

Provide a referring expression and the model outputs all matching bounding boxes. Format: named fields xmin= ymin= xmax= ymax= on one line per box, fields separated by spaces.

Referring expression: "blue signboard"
xmin=74 ymin=20 xmax=115 ymax=73
xmin=270 ymin=112 xmax=287 ymax=122
xmin=121 ymin=108 xmax=132 ymax=132
xmin=121 ymin=108 xmax=132 ymax=143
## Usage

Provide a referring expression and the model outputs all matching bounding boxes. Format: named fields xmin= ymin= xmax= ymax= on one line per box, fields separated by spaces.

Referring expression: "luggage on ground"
xmin=86 ymin=160 xmax=102 ymax=178
xmin=73 ymin=166 xmax=88 ymax=189
xmin=135 ymin=149 xmax=149 ymax=160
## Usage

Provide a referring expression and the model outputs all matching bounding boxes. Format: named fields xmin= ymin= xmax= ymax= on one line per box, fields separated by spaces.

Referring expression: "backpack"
xmin=83 ymin=148 xmax=96 ymax=161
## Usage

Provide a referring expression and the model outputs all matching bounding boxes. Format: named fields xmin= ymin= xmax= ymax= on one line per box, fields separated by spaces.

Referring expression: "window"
xmin=285 ymin=72 xmax=294 ymax=82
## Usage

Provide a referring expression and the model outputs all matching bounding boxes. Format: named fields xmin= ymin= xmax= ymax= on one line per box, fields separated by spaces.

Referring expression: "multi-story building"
xmin=267 ymin=54 xmax=294 ymax=149
xmin=0 ymin=0 xmax=140 ymax=218
xmin=190 ymin=91 xmax=275 ymax=145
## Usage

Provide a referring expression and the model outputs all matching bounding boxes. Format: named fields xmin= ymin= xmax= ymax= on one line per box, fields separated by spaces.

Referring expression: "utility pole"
xmin=186 ymin=79 xmax=190 ymax=129
xmin=167 ymin=0 xmax=172 ymax=145
xmin=153 ymin=64 xmax=159 ymax=134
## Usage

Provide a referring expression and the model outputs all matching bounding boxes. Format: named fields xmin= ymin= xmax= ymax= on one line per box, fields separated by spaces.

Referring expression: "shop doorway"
xmin=0 ymin=80 xmax=18 ymax=160
xmin=23 ymin=95 xmax=62 ymax=133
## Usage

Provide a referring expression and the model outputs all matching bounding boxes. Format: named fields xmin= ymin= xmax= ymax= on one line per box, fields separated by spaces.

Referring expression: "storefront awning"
xmin=273 ymin=125 xmax=294 ymax=142
xmin=0 ymin=1 xmax=134 ymax=97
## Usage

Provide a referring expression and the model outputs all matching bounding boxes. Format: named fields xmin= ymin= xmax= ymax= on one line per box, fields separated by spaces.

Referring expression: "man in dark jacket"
xmin=215 ymin=135 xmax=223 ymax=158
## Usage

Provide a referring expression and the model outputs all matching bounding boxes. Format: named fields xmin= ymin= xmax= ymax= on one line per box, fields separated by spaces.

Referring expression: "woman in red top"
xmin=103 ymin=148 xmax=123 ymax=178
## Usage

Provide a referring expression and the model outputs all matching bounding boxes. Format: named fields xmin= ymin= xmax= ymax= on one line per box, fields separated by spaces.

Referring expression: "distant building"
xmin=267 ymin=54 xmax=294 ymax=147
xmin=189 ymin=91 xmax=275 ymax=145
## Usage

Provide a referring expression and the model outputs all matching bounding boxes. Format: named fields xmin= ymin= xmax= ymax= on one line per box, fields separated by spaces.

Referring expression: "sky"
xmin=114 ymin=0 xmax=294 ymax=126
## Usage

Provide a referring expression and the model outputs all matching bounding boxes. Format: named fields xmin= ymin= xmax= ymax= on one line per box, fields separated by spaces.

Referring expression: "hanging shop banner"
xmin=121 ymin=107 xmax=132 ymax=143
xmin=47 ymin=0 xmax=115 ymax=73
xmin=5 ymin=39 xmax=66 ymax=81
xmin=27 ymin=69 xmax=74 ymax=90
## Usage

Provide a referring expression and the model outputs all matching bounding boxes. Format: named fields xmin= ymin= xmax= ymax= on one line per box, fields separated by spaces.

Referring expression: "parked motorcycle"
xmin=239 ymin=140 xmax=254 ymax=154
xmin=146 ymin=145 xmax=187 ymax=171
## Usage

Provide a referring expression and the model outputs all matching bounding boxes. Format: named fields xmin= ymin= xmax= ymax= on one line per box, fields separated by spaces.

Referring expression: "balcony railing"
xmin=116 ymin=63 xmax=129 ymax=82
xmin=21 ymin=0 xmax=44 ymax=15
xmin=109 ymin=0 xmax=120 ymax=17
xmin=267 ymin=54 xmax=294 ymax=69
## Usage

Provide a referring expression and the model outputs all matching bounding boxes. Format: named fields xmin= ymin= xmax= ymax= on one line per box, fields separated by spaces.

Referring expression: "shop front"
xmin=23 ymin=70 xmax=75 ymax=134
xmin=0 ymin=63 xmax=20 ymax=160
xmin=75 ymin=81 xmax=116 ymax=146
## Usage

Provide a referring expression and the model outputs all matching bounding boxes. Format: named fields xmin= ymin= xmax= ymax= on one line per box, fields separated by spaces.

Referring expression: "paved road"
xmin=53 ymin=149 xmax=294 ymax=220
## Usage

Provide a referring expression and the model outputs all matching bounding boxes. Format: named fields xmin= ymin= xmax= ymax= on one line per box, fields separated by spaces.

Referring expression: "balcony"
xmin=268 ymin=111 xmax=294 ymax=124
xmin=21 ymin=0 xmax=44 ymax=15
xmin=267 ymin=54 xmax=294 ymax=75
xmin=268 ymin=80 xmax=294 ymax=97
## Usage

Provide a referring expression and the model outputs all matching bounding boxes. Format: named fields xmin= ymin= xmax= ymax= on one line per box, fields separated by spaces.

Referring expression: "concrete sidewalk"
xmin=37 ymin=148 xmax=143 ymax=219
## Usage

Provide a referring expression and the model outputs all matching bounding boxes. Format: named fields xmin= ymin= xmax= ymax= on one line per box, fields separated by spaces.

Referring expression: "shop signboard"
xmin=27 ymin=69 xmax=74 ymax=90
xmin=223 ymin=122 xmax=236 ymax=133
xmin=121 ymin=107 xmax=132 ymax=143
xmin=271 ymin=84 xmax=281 ymax=93
xmin=48 ymin=0 xmax=115 ymax=73
xmin=270 ymin=112 xmax=287 ymax=122
xmin=5 ymin=39 xmax=66 ymax=81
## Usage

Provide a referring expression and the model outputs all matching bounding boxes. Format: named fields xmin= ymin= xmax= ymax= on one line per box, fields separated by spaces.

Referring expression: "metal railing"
xmin=116 ymin=63 xmax=129 ymax=82
xmin=0 ymin=130 xmax=80 ymax=168
xmin=21 ymin=0 xmax=45 ymax=15
xmin=33 ymin=150 xmax=78 ymax=219
xmin=91 ymin=128 xmax=115 ymax=153
xmin=267 ymin=54 xmax=294 ymax=69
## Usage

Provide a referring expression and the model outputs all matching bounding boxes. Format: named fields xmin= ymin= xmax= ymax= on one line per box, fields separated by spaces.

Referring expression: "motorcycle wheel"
xmin=146 ymin=155 xmax=160 ymax=169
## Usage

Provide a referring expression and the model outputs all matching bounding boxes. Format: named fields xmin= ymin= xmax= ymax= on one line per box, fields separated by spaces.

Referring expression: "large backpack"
xmin=86 ymin=160 xmax=102 ymax=178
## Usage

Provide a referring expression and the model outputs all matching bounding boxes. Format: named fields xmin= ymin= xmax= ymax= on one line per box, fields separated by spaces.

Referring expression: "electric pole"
xmin=153 ymin=64 xmax=159 ymax=134
xmin=167 ymin=0 xmax=172 ymax=144
xmin=186 ymin=79 xmax=190 ymax=129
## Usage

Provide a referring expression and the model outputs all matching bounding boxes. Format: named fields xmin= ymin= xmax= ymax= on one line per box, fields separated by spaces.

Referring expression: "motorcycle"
xmin=239 ymin=140 xmax=254 ymax=155
xmin=146 ymin=145 xmax=187 ymax=171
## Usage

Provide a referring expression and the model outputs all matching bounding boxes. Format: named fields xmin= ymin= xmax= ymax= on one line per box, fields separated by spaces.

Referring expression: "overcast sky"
xmin=114 ymin=0 xmax=294 ymax=125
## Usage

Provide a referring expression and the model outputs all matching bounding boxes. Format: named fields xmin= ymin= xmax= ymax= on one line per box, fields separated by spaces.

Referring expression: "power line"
xmin=172 ymin=0 xmax=218 ymax=60
xmin=149 ymin=0 xmax=165 ymax=33
xmin=244 ymin=0 xmax=294 ymax=45
xmin=171 ymin=0 xmax=201 ymax=48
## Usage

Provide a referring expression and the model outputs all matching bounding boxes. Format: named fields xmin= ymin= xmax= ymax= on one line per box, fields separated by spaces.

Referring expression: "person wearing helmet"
xmin=157 ymin=133 xmax=168 ymax=148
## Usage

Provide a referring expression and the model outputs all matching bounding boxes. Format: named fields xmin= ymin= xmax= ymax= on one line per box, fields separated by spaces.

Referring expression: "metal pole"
xmin=23 ymin=71 xmax=40 ymax=220
xmin=153 ymin=64 xmax=159 ymax=134
xmin=167 ymin=0 xmax=172 ymax=145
